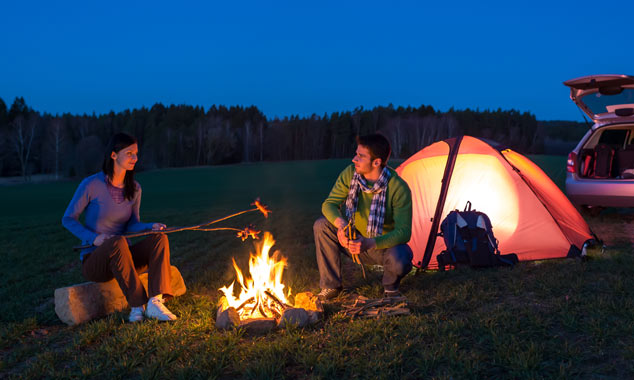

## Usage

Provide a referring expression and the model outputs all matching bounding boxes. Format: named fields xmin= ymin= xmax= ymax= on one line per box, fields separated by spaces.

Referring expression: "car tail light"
xmin=567 ymin=152 xmax=577 ymax=173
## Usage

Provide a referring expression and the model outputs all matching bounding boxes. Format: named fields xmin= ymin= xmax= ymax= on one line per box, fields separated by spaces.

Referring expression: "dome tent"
xmin=395 ymin=135 xmax=596 ymax=269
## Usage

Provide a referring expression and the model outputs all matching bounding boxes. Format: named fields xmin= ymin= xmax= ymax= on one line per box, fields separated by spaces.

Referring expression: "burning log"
xmin=215 ymin=233 xmax=325 ymax=331
xmin=235 ymin=297 xmax=255 ymax=312
xmin=250 ymin=297 xmax=261 ymax=318
xmin=258 ymin=302 xmax=268 ymax=318
xmin=264 ymin=290 xmax=292 ymax=311
xmin=219 ymin=232 xmax=292 ymax=321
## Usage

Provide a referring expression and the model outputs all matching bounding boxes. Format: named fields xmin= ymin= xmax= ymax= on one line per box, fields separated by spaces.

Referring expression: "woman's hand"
xmin=152 ymin=223 xmax=167 ymax=231
xmin=93 ymin=234 xmax=113 ymax=246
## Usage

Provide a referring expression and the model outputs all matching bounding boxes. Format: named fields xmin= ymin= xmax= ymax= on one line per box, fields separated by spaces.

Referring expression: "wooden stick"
xmin=258 ymin=303 xmax=269 ymax=318
xmin=73 ymin=226 xmax=248 ymax=250
xmin=235 ymin=296 xmax=255 ymax=312
xmin=190 ymin=227 xmax=242 ymax=232
xmin=72 ymin=202 xmax=269 ymax=250
xmin=269 ymin=306 xmax=282 ymax=319
xmin=340 ymin=295 xmax=410 ymax=318
xmin=264 ymin=290 xmax=291 ymax=310
xmin=346 ymin=221 xmax=366 ymax=278
xmin=250 ymin=297 xmax=261 ymax=317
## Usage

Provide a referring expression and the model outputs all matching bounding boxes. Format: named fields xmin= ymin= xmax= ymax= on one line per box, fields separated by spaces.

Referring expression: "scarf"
xmin=345 ymin=167 xmax=391 ymax=238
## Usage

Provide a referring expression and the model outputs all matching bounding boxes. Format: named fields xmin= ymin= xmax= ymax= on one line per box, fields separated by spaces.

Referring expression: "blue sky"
xmin=1 ymin=0 xmax=633 ymax=121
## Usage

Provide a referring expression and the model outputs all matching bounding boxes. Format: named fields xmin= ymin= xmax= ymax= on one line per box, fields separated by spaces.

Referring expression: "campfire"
xmin=219 ymin=232 xmax=291 ymax=319
xmin=216 ymin=231 xmax=323 ymax=332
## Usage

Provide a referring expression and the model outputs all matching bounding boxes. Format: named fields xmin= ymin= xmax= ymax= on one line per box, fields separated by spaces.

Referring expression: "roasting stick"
xmin=72 ymin=199 xmax=270 ymax=250
xmin=346 ymin=220 xmax=366 ymax=279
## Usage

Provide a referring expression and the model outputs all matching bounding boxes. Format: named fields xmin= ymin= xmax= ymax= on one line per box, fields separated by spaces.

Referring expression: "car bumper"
xmin=565 ymin=173 xmax=634 ymax=207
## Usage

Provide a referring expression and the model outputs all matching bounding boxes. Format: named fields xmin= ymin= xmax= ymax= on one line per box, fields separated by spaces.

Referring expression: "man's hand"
xmin=336 ymin=227 xmax=350 ymax=248
xmin=93 ymin=234 xmax=113 ymax=246
xmin=348 ymin=236 xmax=376 ymax=255
xmin=152 ymin=223 xmax=167 ymax=231
xmin=334 ymin=217 xmax=350 ymax=247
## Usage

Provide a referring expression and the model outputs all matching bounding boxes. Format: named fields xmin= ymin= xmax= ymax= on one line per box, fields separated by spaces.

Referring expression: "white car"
xmin=564 ymin=74 xmax=634 ymax=209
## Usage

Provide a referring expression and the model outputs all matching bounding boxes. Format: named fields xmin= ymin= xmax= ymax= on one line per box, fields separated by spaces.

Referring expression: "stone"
xmin=215 ymin=307 xmax=240 ymax=330
xmin=54 ymin=265 xmax=186 ymax=325
xmin=278 ymin=308 xmax=310 ymax=328
xmin=294 ymin=291 xmax=324 ymax=312
xmin=239 ymin=318 xmax=276 ymax=335
xmin=306 ymin=309 xmax=323 ymax=325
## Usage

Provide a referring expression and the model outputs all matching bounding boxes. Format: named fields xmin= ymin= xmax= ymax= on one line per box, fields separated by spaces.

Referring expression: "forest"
xmin=0 ymin=96 xmax=588 ymax=179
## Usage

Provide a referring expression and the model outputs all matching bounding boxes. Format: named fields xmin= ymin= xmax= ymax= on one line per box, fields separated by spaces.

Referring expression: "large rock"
xmin=306 ymin=309 xmax=322 ymax=325
xmin=278 ymin=308 xmax=310 ymax=328
xmin=239 ymin=318 xmax=276 ymax=335
xmin=294 ymin=291 xmax=323 ymax=324
xmin=216 ymin=307 xmax=240 ymax=330
xmin=54 ymin=265 xmax=186 ymax=325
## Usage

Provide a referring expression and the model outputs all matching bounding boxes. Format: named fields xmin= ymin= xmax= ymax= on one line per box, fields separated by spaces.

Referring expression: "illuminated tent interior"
xmin=396 ymin=136 xmax=596 ymax=269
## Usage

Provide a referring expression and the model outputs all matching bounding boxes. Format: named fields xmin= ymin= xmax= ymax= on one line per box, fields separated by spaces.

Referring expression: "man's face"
xmin=352 ymin=145 xmax=379 ymax=175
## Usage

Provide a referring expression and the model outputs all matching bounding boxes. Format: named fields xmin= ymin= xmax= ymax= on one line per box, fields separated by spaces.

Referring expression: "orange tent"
xmin=396 ymin=136 xmax=596 ymax=269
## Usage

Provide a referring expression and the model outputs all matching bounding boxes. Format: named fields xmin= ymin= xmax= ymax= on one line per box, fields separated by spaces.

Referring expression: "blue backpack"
xmin=437 ymin=201 xmax=518 ymax=271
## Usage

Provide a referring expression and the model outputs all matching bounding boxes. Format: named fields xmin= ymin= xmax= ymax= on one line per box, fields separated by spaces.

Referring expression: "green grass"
xmin=1 ymin=156 xmax=633 ymax=379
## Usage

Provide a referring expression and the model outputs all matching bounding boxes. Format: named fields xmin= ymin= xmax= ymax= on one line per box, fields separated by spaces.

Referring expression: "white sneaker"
xmin=128 ymin=306 xmax=145 ymax=323
xmin=145 ymin=296 xmax=177 ymax=321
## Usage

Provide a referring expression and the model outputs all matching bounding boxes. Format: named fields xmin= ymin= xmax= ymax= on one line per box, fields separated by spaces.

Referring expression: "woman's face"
xmin=111 ymin=143 xmax=138 ymax=172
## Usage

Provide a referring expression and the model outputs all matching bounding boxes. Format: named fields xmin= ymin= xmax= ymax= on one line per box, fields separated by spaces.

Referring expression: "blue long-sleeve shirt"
xmin=62 ymin=172 xmax=154 ymax=261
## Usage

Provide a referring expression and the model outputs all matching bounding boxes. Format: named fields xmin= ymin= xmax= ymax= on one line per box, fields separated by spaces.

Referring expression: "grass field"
xmin=1 ymin=156 xmax=633 ymax=379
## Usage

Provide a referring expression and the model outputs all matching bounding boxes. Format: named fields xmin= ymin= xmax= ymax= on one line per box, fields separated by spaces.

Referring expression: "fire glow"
xmin=219 ymin=232 xmax=291 ymax=319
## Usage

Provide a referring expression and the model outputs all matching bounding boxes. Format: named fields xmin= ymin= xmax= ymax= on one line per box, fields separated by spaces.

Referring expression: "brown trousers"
xmin=82 ymin=234 xmax=173 ymax=307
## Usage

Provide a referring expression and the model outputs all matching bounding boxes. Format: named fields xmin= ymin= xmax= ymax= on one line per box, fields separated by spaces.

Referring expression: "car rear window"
xmin=580 ymin=88 xmax=634 ymax=115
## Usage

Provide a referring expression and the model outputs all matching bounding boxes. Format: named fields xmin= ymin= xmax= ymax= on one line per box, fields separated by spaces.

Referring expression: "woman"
xmin=62 ymin=133 xmax=177 ymax=322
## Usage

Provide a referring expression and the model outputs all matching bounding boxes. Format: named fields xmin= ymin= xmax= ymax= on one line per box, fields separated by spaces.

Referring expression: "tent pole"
xmin=416 ymin=135 xmax=463 ymax=274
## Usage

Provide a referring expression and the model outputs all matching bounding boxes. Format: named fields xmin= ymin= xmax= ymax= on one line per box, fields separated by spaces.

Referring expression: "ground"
xmin=0 ymin=157 xmax=633 ymax=379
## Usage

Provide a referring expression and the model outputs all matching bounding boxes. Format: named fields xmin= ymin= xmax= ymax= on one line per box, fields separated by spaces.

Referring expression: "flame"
xmin=219 ymin=232 xmax=291 ymax=319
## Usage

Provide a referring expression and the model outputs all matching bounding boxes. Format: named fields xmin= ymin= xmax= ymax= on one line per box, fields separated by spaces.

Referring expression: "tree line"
xmin=0 ymin=96 xmax=583 ymax=180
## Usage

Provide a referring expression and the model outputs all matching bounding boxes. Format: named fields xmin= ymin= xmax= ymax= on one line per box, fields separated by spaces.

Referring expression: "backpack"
xmin=592 ymin=144 xmax=615 ymax=178
xmin=436 ymin=201 xmax=518 ymax=271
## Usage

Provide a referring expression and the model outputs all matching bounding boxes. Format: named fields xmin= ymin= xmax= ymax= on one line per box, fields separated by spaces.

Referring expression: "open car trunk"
xmin=576 ymin=124 xmax=634 ymax=179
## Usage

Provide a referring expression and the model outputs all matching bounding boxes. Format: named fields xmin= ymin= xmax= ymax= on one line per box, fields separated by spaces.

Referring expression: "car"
xmin=564 ymin=74 xmax=634 ymax=210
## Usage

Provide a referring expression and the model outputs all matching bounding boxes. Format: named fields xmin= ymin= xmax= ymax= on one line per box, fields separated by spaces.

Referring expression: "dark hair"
xmin=102 ymin=133 xmax=138 ymax=201
xmin=356 ymin=134 xmax=391 ymax=168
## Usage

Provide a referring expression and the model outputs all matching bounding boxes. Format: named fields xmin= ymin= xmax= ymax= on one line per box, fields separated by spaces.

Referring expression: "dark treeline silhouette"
xmin=0 ymin=96 xmax=583 ymax=180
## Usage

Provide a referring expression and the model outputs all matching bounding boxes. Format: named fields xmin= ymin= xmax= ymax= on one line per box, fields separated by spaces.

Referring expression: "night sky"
xmin=2 ymin=0 xmax=633 ymax=121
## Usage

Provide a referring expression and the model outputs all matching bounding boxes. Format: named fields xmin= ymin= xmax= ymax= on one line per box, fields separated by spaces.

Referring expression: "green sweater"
xmin=322 ymin=164 xmax=412 ymax=249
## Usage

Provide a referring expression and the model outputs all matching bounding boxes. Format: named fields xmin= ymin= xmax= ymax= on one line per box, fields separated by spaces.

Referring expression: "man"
xmin=314 ymin=133 xmax=413 ymax=301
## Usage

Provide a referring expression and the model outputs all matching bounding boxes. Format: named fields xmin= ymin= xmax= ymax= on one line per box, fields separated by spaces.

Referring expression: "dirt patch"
xmin=586 ymin=214 xmax=634 ymax=246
